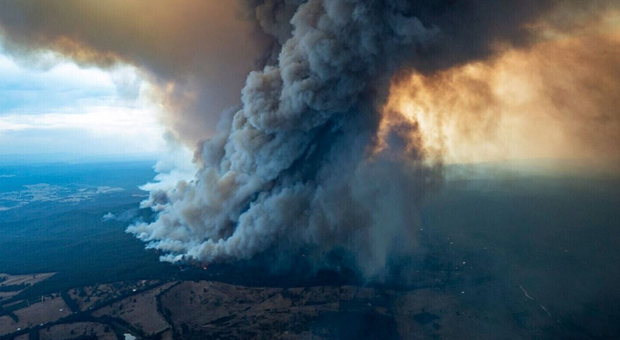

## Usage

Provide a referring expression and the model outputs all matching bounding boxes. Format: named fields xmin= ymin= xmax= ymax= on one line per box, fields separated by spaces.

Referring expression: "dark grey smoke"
xmin=129 ymin=0 xmax=613 ymax=278
xmin=1 ymin=0 xmax=616 ymax=278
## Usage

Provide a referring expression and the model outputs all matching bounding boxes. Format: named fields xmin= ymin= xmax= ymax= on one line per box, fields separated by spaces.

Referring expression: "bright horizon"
xmin=0 ymin=43 xmax=167 ymax=159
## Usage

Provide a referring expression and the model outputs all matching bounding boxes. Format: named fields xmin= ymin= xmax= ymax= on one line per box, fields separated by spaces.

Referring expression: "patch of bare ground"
xmin=159 ymin=329 xmax=174 ymax=340
xmin=160 ymin=281 xmax=397 ymax=339
xmin=68 ymin=280 xmax=159 ymax=311
xmin=0 ymin=297 xmax=70 ymax=336
xmin=0 ymin=273 xmax=55 ymax=288
xmin=39 ymin=322 xmax=115 ymax=340
xmin=0 ymin=292 xmax=21 ymax=303
xmin=161 ymin=281 xmax=281 ymax=328
xmin=0 ymin=296 xmax=22 ymax=308
xmin=93 ymin=282 xmax=177 ymax=336
xmin=0 ymin=273 xmax=57 ymax=305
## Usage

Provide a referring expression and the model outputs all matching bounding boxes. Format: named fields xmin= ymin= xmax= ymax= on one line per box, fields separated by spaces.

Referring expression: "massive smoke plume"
xmin=1 ymin=0 xmax=618 ymax=277
xmin=128 ymin=0 xmax=619 ymax=277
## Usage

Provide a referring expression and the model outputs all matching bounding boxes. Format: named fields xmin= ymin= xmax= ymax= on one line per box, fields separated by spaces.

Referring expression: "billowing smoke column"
xmin=128 ymin=0 xmax=600 ymax=277
xmin=1 ymin=0 xmax=617 ymax=278
xmin=130 ymin=0 xmax=446 ymax=277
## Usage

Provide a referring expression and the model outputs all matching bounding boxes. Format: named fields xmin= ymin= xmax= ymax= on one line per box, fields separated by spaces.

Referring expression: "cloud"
xmin=0 ymin=0 xmax=267 ymax=145
xmin=0 ymin=48 xmax=166 ymax=156
xmin=0 ymin=108 xmax=165 ymax=155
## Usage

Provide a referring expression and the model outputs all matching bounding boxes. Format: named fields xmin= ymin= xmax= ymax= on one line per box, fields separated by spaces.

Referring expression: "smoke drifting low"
xmin=1 ymin=0 xmax=618 ymax=278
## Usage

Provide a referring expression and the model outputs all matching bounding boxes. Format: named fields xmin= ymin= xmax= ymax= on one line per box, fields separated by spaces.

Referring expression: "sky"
xmin=0 ymin=43 xmax=166 ymax=159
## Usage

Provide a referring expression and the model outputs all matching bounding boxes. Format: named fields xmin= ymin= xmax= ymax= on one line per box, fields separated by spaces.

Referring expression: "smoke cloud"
xmin=381 ymin=28 xmax=620 ymax=167
xmin=128 ymin=0 xmax=619 ymax=277
xmin=0 ymin=0 xmax=266 ymax=144
xmin=1 ymin=0 xmax=618 ymax=277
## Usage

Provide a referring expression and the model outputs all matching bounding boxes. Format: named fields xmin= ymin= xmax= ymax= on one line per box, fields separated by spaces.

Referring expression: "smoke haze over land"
xmin=1 ymin=0 xmax=619 ymax=278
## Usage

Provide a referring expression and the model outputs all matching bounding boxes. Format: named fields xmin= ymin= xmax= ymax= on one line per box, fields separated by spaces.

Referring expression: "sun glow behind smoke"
xmin=380 ymin=21 xmax=620 ymax=167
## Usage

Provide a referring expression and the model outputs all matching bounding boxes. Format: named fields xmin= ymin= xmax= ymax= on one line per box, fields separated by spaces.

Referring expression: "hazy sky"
xmin=0 ymin=43 xmax=166 ymax=158
xmin=0 ymin=1 xmax=617 ymax=167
